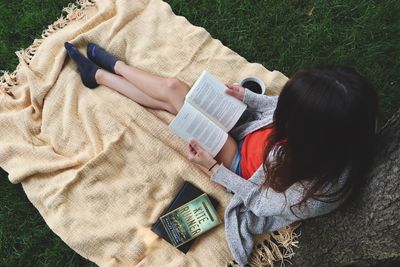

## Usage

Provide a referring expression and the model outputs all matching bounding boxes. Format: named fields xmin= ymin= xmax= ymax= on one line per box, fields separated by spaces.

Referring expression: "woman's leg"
xmin=93 ymin=54 xmax=237 ymax=168
xmin=112 ymin=62 xmax=238 ymax=167
xmin=215 ymin=135 xmax=238 ymax=169
xmin=97 ymin=66 xmax=238 ymax=167
xmin=95 ymin=69 xmax=176 ymax=114
xmin=114 ymin=61 xmax=189 ymax=113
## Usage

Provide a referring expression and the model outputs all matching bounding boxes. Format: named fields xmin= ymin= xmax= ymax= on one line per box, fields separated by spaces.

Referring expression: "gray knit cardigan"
xmin=211 ymin=89 xmax=350 ymax=266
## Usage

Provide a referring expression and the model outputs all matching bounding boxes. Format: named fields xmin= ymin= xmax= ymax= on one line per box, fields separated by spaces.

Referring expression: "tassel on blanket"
xmin=0 ymin=71 xmax=18 ymax=96
xmin=227 ymin=223 xmax=301 ymax=267
xmin=64 ymin=0 xmax=95 ymax=21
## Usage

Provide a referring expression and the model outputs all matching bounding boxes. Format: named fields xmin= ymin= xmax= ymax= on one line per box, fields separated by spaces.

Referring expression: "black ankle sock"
xmin=64 ymin=42 xmax=99 ymax=89
xmin=87 ymin=43 xmax=118 ymax=74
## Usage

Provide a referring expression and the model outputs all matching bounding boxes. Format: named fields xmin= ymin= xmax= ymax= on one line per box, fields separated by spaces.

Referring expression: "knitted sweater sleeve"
xmin=243 ymin=89 xmax=279 ymax=113
xmin=211 ymin=164 xmax=303 ymax=217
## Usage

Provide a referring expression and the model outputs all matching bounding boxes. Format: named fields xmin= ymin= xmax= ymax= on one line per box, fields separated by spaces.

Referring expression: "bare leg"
xmin=99 ymin=63 xmax=237 ymax=170
xmin=95 ymin=69 xmax=176 ymax=114
xmin=114 ymin=61 xmax=189 ymax=112
xmin=215 ymin=136 xmax=238 ymax=169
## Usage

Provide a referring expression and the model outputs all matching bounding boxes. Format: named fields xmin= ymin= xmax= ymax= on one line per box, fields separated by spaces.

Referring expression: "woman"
xmin=64 ymin=42 xmax=378 ymax=266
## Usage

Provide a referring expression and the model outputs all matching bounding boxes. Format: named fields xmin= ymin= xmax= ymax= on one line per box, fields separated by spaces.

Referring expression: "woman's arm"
xmin=211 ymin=164 xmax=303 ymax=217
xmin=225 ymin=83 xmax=278 ymax=113
xmin=242 ymin=89 xmax=279 ymax=113
xmin=187 ymin=140 xmax=297 ymax=217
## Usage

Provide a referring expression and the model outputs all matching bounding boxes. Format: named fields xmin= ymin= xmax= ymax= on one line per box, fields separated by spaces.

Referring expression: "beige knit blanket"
xmin=0 ymin=0 xmax=298 ymax=266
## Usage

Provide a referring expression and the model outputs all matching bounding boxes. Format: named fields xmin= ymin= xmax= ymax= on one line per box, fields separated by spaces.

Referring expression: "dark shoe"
xmin=87 ymin=43 xmax=119 ymax=74
xmin=64 ymin=42 xmax=99 ymax=89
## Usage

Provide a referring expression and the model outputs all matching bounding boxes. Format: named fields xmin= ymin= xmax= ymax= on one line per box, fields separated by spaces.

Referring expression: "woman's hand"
xmin=225 ymin=83 xmax=245 ymax=101
xmin=187 ymin=139 xmax=216 ymax=170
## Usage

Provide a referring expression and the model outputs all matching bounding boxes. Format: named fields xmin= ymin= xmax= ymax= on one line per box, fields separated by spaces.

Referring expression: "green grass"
xmin=0 ymin=0 xmax=399 ymax=266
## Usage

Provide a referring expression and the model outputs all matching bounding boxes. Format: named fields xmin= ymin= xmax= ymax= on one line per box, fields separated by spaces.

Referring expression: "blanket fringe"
xmin=0 ymin=71 xmax=18 ymax=96
xmin=228 ymin=223 xmax=301 ymax=267
xmin=0 ymin=0 xmax=95 ymax=94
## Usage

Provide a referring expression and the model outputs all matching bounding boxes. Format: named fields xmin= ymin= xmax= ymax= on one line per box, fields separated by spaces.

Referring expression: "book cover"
xmin=160 ymin=193 xmax=221 ymax=247
xmin=151 ymin=181 xmax=219 ymax=253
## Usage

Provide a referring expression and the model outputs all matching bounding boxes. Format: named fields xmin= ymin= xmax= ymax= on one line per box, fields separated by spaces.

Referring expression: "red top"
xmin=240 ymin=127 xmax=275 ymax=180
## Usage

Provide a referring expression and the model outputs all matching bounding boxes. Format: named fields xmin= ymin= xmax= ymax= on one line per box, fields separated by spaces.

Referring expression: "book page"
xmin=168 ymin=103 xmax=228 ymax=157
xmin=185 ymin=70 xmax=247 ymax=132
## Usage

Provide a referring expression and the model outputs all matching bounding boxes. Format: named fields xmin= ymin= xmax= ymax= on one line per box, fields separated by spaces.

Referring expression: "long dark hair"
xmin=263 ymin=65 xmax=378 ymax=208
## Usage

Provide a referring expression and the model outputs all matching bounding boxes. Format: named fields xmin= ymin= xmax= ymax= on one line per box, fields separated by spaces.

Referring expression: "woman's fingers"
xmin=225 ymin=87 xmax=244 ymax=102
xmin=225 ymin=84 xmax=238 ymax=92
xmin=189 ymin=139 xmax=196 ymax=149
xmin=187 ymin=144 xmax=197 ymax=161
xmin=189 ymin=139 xmax=203 ymax=155
xmin=225 ymin=83 xmax=244 ymax=95
xmin=225 ymin=88 xmax=238 ymax=97
xmin=226 ymin=83 xmax=242 ymax=89
xmin=187 ymin=140 xmax=215 ymax=168
xmin=225 ymin=88 xmax=234 ymax=96
xmin=188 ymin=141 xmax=203 ymax=164
xmin=188 ymin=144 xmax=196 ymax=154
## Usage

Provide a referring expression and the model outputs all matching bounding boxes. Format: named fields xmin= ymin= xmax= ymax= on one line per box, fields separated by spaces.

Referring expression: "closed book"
xmin=151 ymin=181 xmax=219 ymax=253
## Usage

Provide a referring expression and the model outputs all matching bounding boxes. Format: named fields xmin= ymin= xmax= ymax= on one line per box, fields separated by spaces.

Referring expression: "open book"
xmin=169 ymin=70 xmax=247 ymax=157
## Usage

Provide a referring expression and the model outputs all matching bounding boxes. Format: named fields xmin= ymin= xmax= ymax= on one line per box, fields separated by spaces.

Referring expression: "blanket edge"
xmin=227 ymin=223 xmax=301 ymax=267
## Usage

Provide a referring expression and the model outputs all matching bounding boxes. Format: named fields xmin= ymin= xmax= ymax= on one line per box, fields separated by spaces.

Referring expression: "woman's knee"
xmin=216 ymin=135 xmax=238 ymax=168
xmin=165 ymin=78 xmax=189 ymax=95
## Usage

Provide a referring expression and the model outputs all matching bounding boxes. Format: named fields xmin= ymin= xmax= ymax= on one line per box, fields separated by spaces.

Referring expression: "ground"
xmin=0 ymin=0 xmax=399 ymax=266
